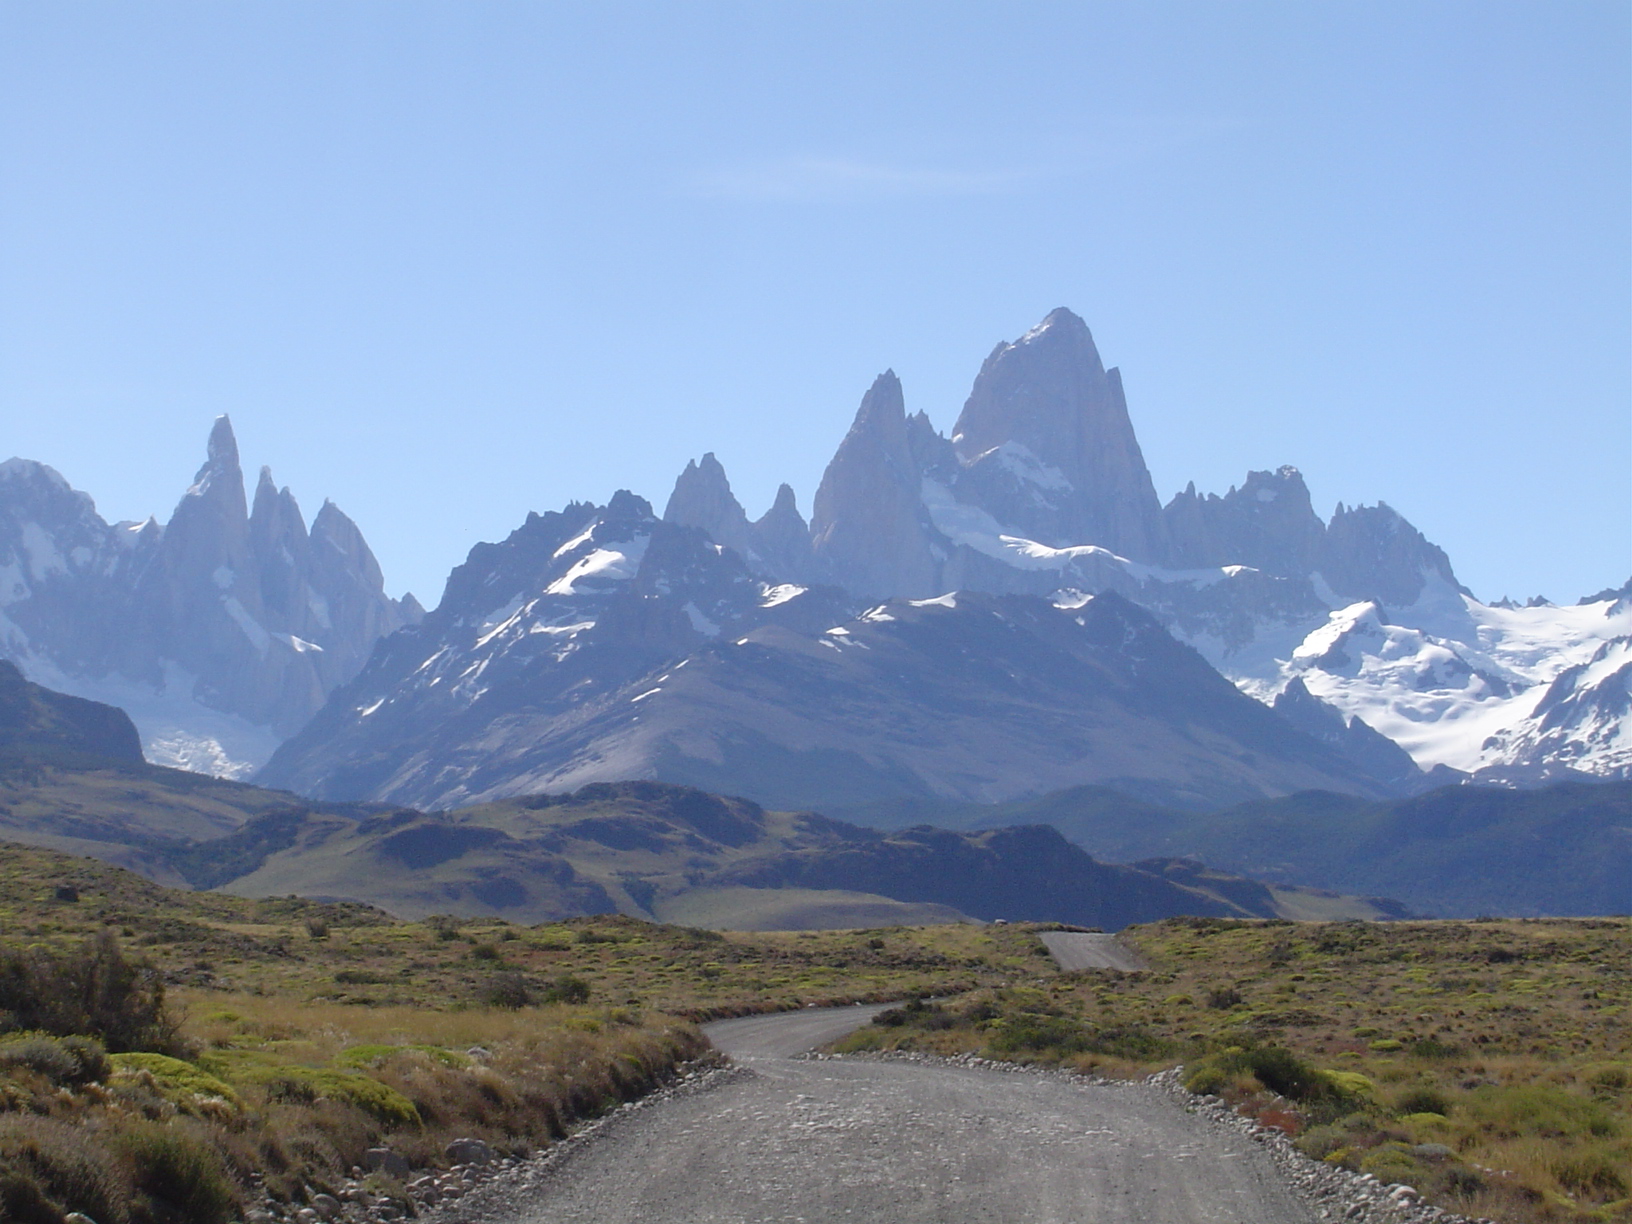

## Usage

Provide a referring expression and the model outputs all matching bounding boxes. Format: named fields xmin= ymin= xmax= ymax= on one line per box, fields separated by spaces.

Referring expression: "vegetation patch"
xmin=833 ymin=916 xmax=1632 ymax=1224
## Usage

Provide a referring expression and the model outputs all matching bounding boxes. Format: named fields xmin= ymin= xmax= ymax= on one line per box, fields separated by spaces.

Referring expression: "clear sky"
xmin=2 ymin=2 xmax=1627 ymax=608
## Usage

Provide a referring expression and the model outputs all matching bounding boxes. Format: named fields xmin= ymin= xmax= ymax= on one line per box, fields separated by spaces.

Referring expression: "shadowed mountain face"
xmin=0 ymin=659 xmax=142 ymax=763
xmin=257 ymin=483 xmax=1396 ymax=813
xmin=0 ymin=419 xmax=419 ymax=775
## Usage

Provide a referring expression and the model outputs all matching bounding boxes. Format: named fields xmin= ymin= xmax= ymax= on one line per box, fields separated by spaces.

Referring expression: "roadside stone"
xmin=445 ymin=1137 xmax=493 ymax=1165
xmin=310 ymin=1193 xmax=342 ymax=1219
xmin=362 ymin=1147 xmax=410 ymax=1179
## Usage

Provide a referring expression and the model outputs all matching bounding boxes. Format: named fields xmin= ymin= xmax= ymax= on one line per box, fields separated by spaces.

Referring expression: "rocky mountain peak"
xmin=189 ymin=415 xmax=245 ymax=502
xmin=949 ymin=310 xmax=1164 ymax=558
xmin=1163 ymin=464 xmax=1325 ymax=577
xmin=1319 ymin=502 xmax=1465 ymax=608
xmin=604 ymin=489 xmax=655 ymax=526
xmin=664 ymin=452 xmax=753 ymax=559
xmin=812 ymin=370 xmax=940 ymax=598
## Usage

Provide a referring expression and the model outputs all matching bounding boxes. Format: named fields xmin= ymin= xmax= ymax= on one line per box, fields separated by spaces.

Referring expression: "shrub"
xmin=481 ymin=973 xmax=534 ymax=1009
xmin=0 ymin=1115 xmax=130 ymax=1224
xmin=244 ymin=1067 xmax=419 ymax=1127
xmin=113 ymin=1120 xmax=239 ymax=1224
xmin=1551 ymin=1146 xmax=1629 ymax=1199
xmin=1406 ymin=1038 xmax=1460 ymax=1060
xmin=1185 ymin=1047 xmax=1365 ymax=1105
xmin=542 ymin=975 xmax=592 ymax=1005
xmin=0 ymin=931 xmax=180 ymax=1054
xmin=1394 ymin=1086 xmax=1451 ymax=1117
xmin=1462 ymin=1084 xmax=1617 ymax=1139
xmin=1358 ymin=1143 xmax=1421 ymax=1183
xmin=0 ymin=1033 xmax=109 ymax=1088
xmin=109 ymin=1053 xmax=239 ymax=1110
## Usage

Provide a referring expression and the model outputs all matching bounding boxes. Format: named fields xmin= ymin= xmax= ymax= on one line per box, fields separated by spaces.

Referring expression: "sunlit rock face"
xmin=0 ymin=417 xmax=419 ymax=775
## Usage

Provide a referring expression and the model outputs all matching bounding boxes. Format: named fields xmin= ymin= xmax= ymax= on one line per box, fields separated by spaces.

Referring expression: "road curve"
xmin=1039 ymin=931 xmax=1149 ymax=972
xmin=469 ymin=1007 xmax=1315 ymax=1224
xmin=703 ymin=1003 xmax=897 ymax=1059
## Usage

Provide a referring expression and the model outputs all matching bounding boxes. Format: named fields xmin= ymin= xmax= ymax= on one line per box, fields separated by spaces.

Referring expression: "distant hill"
xmin=901 ymin=780 xmax=1632 ymax=918
xmin=0 ymin=674 xmax=1403 ymax=929
xmin=0 ymin=659 xmax=143 ymax=764
xmin=0 ymin=707 xmax=1369 ymax=928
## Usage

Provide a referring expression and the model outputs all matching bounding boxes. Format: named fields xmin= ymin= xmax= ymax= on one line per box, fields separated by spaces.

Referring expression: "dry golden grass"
xmin=833 ymin=917 xmax=1632 ymax=1224
xmin=0 ymin=841 xmax=1046 ymax=1220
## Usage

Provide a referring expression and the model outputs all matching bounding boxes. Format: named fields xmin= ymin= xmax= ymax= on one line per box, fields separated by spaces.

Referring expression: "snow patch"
xmin=545 ymin=537 xmax=650 ymax=596
xmin=760 ymin=583 xmax=808 ymax=607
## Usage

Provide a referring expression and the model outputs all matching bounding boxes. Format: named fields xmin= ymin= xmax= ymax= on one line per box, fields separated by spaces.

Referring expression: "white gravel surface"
xmin=428 ymin=1005 xmax=1329 ymax=1224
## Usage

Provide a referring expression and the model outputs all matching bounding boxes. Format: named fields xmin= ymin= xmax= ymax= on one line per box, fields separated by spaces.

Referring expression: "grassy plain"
xmin=0 ymin=842 xmax=1043 ymax=1221
xmin=833 ymin=916 xmax=1632 ymax=1224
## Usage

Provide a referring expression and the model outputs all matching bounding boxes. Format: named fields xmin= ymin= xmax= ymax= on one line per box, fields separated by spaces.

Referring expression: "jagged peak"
xmin=767 ymin=482 xmax=800 ymax=517
xmin=206 ymin=414 xmax=240 ymax=470
xmin=185 ymin=415 xmax=244 ymax=501
xmin=665 ymin=452 xmax=739 ymax=518
xmin=851 ymin=369 xmax=906 ymax=435
xmin=1018 ymin=306 xmax=1090 ymax=345
xmin=311 ymin=498 xmax=360 ymax=543
xmin=605 ymin=489 xmax=656 ymax=522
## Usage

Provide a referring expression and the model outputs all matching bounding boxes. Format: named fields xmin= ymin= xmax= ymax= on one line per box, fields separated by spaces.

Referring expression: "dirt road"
xmin=461 ymin=1005 xmax=1315 ymax=1224
xmin=1038 ymin=930 xmax=1149 ymax=972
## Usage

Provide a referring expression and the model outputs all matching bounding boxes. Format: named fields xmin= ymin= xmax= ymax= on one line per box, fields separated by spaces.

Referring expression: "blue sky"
xmin=2 ymin=1 xmax=1627 ymax=606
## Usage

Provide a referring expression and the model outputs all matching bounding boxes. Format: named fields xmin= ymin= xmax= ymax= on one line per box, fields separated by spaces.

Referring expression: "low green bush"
xmin=1185 ymin=1046 xmax=1368 ymax=1106
xmin=109 ymin=1053 xmax=240 ymax=1110
xmin=1462 ymin=1084 xmax=1618 ymax=1140
xmin=337 ymin=1043 xmax=470 ymax=1070
xmin=1394 ymin=1085 xmax=1451 ymax=1117
xmin=242 ymin=1066 xmax=419 ymax=1127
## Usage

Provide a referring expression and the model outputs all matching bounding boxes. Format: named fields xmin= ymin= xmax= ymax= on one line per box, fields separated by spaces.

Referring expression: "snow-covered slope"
xmin=1266 ymin=588 xmax=1632 ymax=779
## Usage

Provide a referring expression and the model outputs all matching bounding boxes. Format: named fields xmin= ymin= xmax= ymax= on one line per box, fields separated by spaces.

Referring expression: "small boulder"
xmin=310 ymin=1193 xmax=342 ymax=1219
xmin=363 ymin=1146 xmax=411 ymax=1179
xmin=445 ymin=1136 xmax=494 ymax=1165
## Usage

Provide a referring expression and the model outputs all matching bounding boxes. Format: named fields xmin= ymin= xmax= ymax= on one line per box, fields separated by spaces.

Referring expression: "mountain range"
xmin=0 ymin=418 xmax=420 ymax=776
xmin=4 ymin=308 xmax=1626 ymax=823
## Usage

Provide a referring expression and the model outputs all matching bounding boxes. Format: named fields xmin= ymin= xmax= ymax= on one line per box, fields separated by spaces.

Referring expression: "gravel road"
xmin=461 ymin=1005 xmax=1317 ymax=1224
xmin=1039 ymin=931 xmax=1149 ymax=971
